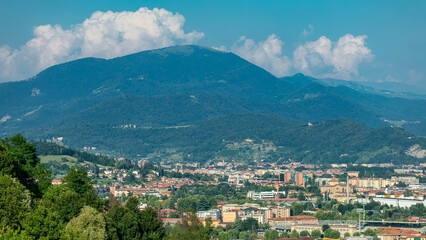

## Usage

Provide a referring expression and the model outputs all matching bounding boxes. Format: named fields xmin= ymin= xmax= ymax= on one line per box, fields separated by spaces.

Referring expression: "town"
xmin=50 ymin=156 xmax=426 ymax=240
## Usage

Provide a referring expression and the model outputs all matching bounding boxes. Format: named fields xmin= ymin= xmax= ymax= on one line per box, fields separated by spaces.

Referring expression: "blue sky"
xmin=1 ymin=0 xmax=425 ymax=90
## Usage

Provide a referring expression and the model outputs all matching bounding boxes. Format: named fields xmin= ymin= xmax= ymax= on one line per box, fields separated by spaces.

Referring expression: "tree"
xmin=63 ymin=168 xmax=101 ymax=210
xmin=234 ymin=218 xmax=259 ymax=232
xmin=64 ymin=168 xmax=93 ymax=196
xmin=240 ymin=231 xmax=251 ymax=240
xmin=300 ymin=230 xmax=310 ymax=237
xmin=0 ymin=135 xmax=51 ymax=198
xmin=263 ymin=229 xmax=279 ymax=240
xmin=64 ymin=206 xmax=106 ymax=240
xmin=297 ymin=192 xmax=306 ymax=201
xmin=168 ymin=212 xmax=210 ymax=240
xmin=344 ymin=232 xmax=351 ymax=238
xmin=290 ymin=230 xmax=299 ymax=238
xmin=41 ymin=185 xmax=85 ymax=222
xmin=105 ymin=203 xmax=164 ymax=240
xmin=324 ymin=229 xmax=340 ymax=239
xmin=292 ymin=203 xmax=304 ymax=216
xmin=23 ymin=205 xmax=65 ymax=240
xmin=338 ymin=204 xmax=346 ymax=215
xmin=0 ymin=173 xmax=30 ymax=232
xmin=322 ymin=224 xmax=330 ymax=233
xmin=125 ymin=197 xmax=140 ymax=213
xmin=139 ymin=207 xmax=164 ymax=240
xmin=311 ymin=229 xmax=322 ymax=238
xmin=364 ymin=228 xmax=376 ymax=237
xmin=228 ymin=229 xmax=239 ymax=240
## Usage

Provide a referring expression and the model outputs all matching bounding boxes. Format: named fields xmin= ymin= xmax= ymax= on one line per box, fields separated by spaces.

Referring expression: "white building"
xmin=373 ymin=195 xmax=426 ymax=208
xmin=197 ymin=209 xmax=221 ymax=220
xmin=247 ymin=191 xmax=285 ymax=200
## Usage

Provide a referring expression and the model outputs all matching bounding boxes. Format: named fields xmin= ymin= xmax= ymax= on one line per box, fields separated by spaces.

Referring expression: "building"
xmin=282 ymin=171 xmax=313 ymax=187
xmin=268 ymin=216 xmax=318 ymax=226
xmin=291 ymin=223 xmax=357 ymax=236
xmin=266 ymin=205 xmax=291 ymax=221
xmin=222 ymin=211 xmax=238 ymax=223
xmin=377 ymin=229 xmax=424 ymax=240
xmin=373 ymin=195 xmax=426 ymax=208
xmin=349 ymin=178 xmax=391 ymax=189
xmin=247 ymin=191 xmax=286 ymax=200
xmin=197 ymin=209 xmax=221 ymax=220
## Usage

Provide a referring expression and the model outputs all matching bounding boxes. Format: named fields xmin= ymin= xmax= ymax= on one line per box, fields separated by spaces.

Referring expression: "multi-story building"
xmin=222 ymin=211 xmax=238 ymax=223
xmin=291 ymin=223 xmax=357 ymax=236
xmin=373 ymin=195 xmax=426 ymax=208
xmin=247 ymin=191 xmax=286 ymax=200
xmin=281 ymin=171 xmax=313 ymax=187
xmin=197 ymin=209 xmax=221 ymax=220
xmin=266 ymin=205 xmax=290 ymax=221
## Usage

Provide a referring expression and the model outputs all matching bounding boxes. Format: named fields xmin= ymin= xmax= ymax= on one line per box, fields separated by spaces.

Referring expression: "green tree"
xmin=0 ymin=135 xmax=51 ymax=198
xmin=64 ymin=206 xmax=106 ymax=240
xmin=263 ymin=229 xmax=279 ymax=240
xmin=0 ymin=173 xmax=31 ymax=232
xmin=41 ymin=185 xmax=85 ymax=222
xmin=168 ymin=212 xmax=210 ymax=240
xmin=280 ymin=232 xmax=290 ymax=238
xmin=324 ymin=229 xmax=340 ymax=239
xmin=344 ymin=232 xmax=351 ymax=238
xmin=234 ymin=218 xmax=259 ymax=232
xmin=64 ymin=168 xmax=93 ymax=195
xmin=300 ymin=230 xmax=310 ymax=237
xmin=364 ymin=228 xmax=376 ymax=237
xmin=139 ymin=207 xmax=164 ymax=240
xmin=63 ymin=168 xmax=101 ymax=210
xmin=311 ymin=229 xmax=322 ymax=238
xmin=290 ymin=230 xmax=299 ymax=238
xmin=322 ymin=224 xmax=330 ymax=233
xmin=239 ymin=231 xmax=251 ymax=240
xmin=292 ymin=203 xmax=304 ymax=216
xmin=23 ymin=205 xmax=65 ymax=239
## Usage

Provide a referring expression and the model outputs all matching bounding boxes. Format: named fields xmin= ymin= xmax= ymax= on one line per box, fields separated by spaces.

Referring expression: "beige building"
xmin=222 ymin=211 xmax=238 ymax=223
xmin=291 ymin=223 xmax=357 ymax=236
xmin=377 ymin=229 xmax=423 ymax=240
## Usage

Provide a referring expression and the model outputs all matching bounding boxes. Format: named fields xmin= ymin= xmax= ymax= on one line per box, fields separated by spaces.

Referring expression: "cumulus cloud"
xmin=230 ymin=33 xmax=373 ymax=79
xmin=231 ymin=34 xmax=292 ymax=77
xmin=293 ymin=34 xmax=374 ymax=79
xmin=0 ymin=7 xmax=204 ymax=82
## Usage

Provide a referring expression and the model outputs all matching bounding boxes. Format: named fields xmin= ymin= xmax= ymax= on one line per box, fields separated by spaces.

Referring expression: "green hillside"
xmin=28 ymin=114 xmax=426 ymax=165
xmin=1 ymin=45 xmax=425 ymax=137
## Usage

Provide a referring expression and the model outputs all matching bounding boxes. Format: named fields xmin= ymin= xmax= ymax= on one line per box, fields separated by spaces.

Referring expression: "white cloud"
xmin=231 ymin=34 xmax=292 ymax=77
xmin=0 ymin=7 xmax=204 ymax=82
xmin=229 ymin=33 xmax=373 ymax=79
xmin=301 ymin=24 xmax=314 ymax=37
xmin=293 ymin=34 xmax=374 ymax=79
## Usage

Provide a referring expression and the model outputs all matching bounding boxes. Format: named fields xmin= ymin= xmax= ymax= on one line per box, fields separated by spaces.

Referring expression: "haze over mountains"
xmin=0 ymin=45 xmax=425 ymax=163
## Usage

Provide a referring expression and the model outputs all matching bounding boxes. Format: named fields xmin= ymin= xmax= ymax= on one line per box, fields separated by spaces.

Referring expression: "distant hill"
xmin=0 ymin=45 xmax=425 ymax=164
xmin=49 ymin=92 xmax=382 ymax=128
xmin=28 ymin=114 xmax=426 ymax=165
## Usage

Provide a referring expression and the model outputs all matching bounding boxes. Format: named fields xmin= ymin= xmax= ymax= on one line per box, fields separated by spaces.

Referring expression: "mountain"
xmin=0 ymin=45 xmax=425 ymax=163
xmin=316 ymin=78 xmax=426 ymax=99
xmin=47 ymin=91 xmax=382 ymax=128
xmin=27 ymin=113 xmax=426 ymax=164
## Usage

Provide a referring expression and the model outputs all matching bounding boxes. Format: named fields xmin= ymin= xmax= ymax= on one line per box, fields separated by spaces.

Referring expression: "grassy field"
xmin=39 ymin=155 xmax=79 ymax=166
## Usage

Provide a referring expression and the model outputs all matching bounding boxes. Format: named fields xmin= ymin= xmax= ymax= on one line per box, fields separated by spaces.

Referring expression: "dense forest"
xmin=0 ymin=134 xmax=218 ymax=240
xmin=28 ymin=114 xmax=426 ymax=164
